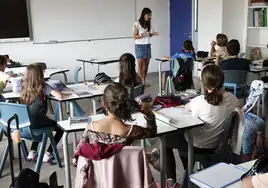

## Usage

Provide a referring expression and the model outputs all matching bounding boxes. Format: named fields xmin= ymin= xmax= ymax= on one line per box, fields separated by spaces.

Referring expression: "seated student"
xmin=115 ymin=53 xmax=142 ymax=86
xmin=162 ymin=40 xmax=195 ymax=91
xmin=210 ymin=33 xmax=228 ymax=58
xmin=0 ymin=55 xmax=15 ymax=101
xmin=73 ymin=83 xmax=158 ymax=165
xmin=165 ymin=64 xmax=239 ymax=188
xmin=242 ymin=173 xmax=268 ymax=188
xmin=218 ymin=39 xmax=250 ymax=71
xmin=21 ymin=64 xmax=64 ymax=163
xmin=114 ymin=53 xmax=143 ymax=99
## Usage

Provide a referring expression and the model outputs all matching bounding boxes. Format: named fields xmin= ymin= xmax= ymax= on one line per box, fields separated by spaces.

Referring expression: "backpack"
xmin=173 ymin=58 xmax=194 ymax=91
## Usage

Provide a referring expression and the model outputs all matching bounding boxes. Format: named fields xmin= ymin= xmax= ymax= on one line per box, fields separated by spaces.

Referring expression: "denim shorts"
xmin=135 ymin=44 xmax=151 ymax=59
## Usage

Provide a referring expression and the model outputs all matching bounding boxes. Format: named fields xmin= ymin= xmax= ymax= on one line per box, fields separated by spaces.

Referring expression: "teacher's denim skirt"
xmin=135 ymin=44 xmax=151 ymax=59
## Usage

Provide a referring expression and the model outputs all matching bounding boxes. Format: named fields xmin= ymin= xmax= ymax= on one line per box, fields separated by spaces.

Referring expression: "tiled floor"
xmin=0 ymin=73 xmax=201 ymax=187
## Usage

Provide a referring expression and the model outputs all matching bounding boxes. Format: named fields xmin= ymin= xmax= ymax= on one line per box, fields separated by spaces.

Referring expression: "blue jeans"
xmin=242 ymin=113 xmax=265 ymax=155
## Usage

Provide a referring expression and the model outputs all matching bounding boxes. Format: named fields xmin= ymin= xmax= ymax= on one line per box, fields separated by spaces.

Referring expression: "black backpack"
xmin=172 ymin=58 xmax=194 ymax=91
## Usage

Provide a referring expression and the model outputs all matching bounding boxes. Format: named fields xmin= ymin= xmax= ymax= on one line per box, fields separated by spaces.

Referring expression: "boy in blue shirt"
xmin=162 ymin=40 xmax=195 ymax=91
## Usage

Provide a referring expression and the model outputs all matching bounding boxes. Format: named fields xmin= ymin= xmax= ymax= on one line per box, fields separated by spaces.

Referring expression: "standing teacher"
xmin=134 ymin=7 xmax=159 ymax=87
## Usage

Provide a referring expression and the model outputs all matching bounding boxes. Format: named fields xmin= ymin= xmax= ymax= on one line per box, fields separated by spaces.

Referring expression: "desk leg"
xmin=158 ymin=61 xmax=164 ymax=96
xmin=97 ymin=65 xmax=100 ymax=74
xmin=62 ymin=72 xmax=68 ymax=84
xmin=159 ymin=136 xmax=166 ymax=188
xmin=63 ymin=132 xmax=72 ymax=188
xmin=69 ymin=101 xmax=77 ymax=152
xmin=262 ymin=90 xmax=265 ymax=117
xmin=186 ymin=130 xmax=193 ymax=188
xmin=59 ymin=102 xmax=63 ymax=121
xmin=83 ymin=62 xmax=86 ymax=82
xmin=91 ymin=98 xmax=97 ymax=115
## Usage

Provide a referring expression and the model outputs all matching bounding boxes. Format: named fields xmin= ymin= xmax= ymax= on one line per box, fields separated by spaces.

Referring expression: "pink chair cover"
xmin=75 ymin=146 xmax=157 ymax=188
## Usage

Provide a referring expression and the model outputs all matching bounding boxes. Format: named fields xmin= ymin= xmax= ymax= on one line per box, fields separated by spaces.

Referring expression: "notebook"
xmin=190 ymin=162 xmax=248 ymax=188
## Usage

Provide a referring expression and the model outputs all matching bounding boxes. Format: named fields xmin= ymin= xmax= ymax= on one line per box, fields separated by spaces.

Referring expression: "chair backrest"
xmin=74 ymin=66 xmax=82 ymax=84
xmin=244 ymin=80 xmax=264 ymax=114
xmin=132 ymin=84 xmax=145 ymax=99
xmin=0 ymin=102 xmax=35 ymax=140
xmin=215 ymin=111 xmax=240 ymax=163
xmin=75 ymin=146 xmax=157 ymax=188
xmin=35 ymin=62 xmax=47 ymax=71
xmin=223 ymin=70 xmax=248 ymax=86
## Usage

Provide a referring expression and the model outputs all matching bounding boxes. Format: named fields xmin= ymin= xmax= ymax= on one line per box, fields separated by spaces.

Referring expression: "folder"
xmin=190 ymin=162 xmax=248 ymax=188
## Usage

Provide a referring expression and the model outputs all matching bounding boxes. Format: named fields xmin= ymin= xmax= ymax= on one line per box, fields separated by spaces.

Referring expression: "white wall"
xmin=0 ymin=0 xmax=170 ymax=82
xmin=197 ymin=0 xmax=246 ymax=53
xmin=197 ymin=0 xmax=223 ymax=51
xmin=222 ymin=0 xmax=246 ymax=53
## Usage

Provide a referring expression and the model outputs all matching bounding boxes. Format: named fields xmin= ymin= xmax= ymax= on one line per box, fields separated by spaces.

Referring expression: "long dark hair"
xmin=138 ymin=7 xmax=152 ymax=31
xmin=201 ymin=64 xmax=224 ymax=106
xmin=21 ymin=64 xmax=45 ymax=105
xmin=103 ymin=83 xmax=133 ymax=122
xmin=119 ymin=53 xmax=137 ymax=86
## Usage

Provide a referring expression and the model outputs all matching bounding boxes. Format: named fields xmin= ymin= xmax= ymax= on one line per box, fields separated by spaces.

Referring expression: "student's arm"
xmin=50 ymin=90 xmax=63 ymax=100
xmin=185 ymin=102 xmax=191 ymax=112
xmin=45 ymin=84 xmax=63 ymax=100
xmin=242 ymin=176 xmax=254 ymax=188
xmin=215 ymin=55 xmax=221 ymax=66
xmin=128 ymin=113 xmax=157 ymax=139
xmin=210 ymin=41 xmax=217 ymax=57
xmin=133 ymin=25 xmax=143 ymax=39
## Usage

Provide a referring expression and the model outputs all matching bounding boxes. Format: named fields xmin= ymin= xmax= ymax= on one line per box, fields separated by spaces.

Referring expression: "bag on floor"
xmin=14 ymin=169 xmax=63 ymax=188
xmin=154 ymin=94 xmax=182 ymax=108
xmin=172 ymin=58 xmax=194 ymax=91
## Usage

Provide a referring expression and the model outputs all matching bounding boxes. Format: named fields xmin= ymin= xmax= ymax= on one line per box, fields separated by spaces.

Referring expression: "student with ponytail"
xmin=164 ymin=64 xmax=239 ymax=188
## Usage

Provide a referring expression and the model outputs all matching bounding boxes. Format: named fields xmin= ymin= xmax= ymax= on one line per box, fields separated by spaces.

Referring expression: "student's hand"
xmin=163 ymin=56 xmax=171 ymax=60
xmin=141 ymin=31 xmax=150 ymax=37
xmin=242 ymin=176 xmax=254 ymax=188
xmin=152 ymin=31 xmax=159 ymax=36
xmin=211 ymin=40 xmax=216 ymax=47
xmin=140 ymin=101 xmax=153 ymax=116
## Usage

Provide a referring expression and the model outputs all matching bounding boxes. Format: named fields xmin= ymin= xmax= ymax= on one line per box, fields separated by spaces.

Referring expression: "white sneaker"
xmin=27 ymin=150 xmax=38 ymax=162
xmin=43 ymin=152 xmax=56 ymax=164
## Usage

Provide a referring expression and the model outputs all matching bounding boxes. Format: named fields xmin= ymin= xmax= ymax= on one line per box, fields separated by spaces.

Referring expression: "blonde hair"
xmin=21 ymin=64 xmax=45 ymax=105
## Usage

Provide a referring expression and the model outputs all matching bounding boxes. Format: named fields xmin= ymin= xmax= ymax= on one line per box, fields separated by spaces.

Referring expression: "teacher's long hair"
xmin=138 ymin=7 xmax=152 ymax=31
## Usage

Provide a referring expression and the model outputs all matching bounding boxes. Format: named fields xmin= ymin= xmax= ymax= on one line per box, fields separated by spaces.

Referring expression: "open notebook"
xmin=190 ymin=162 xmax=248 ymax=188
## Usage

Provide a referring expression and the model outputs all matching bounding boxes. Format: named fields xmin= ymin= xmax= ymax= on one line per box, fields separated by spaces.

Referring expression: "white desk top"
xmin=5 ymin=67 xmax=69 ymax=79
xmin=3 ymin=82 xmax=107 ymax=100
xmin=57 ymin=113 xmax=177 ymax=135
xmin=48 ymin=83 xmax=107 ymax=101
xmin=156 ymin=107 xmax=204 ymax=129
xmin=77 ymin=58 xmax=119 ymax=64
xmin=250 ymin=65 xmax=268 ymax=72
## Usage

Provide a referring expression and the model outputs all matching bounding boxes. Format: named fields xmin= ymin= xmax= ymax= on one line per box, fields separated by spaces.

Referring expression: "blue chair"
xmin=54 ymin=66 xmax=85 ymax=121
xmin=0 ymin=102 xmax=62 ymax=177
xmin=223 ymin=70 xmax=248 ymax=96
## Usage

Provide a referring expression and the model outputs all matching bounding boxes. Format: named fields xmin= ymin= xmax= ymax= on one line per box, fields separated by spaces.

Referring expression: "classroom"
xmin=0 ymin=0 xmax=268 ymax=188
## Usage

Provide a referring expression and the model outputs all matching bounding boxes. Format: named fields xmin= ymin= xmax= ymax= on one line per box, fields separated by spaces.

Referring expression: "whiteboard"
xmin=30 ymin=0 xmax=136 ymax=43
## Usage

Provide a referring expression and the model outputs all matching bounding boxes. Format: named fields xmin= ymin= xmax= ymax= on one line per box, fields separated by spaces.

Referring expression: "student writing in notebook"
xmin=164 ymin=64 xmax=239 ymax=188
xmin=21 ymin=64 xmax=64 ymax=163
xmin=73 ymin=83 xmax=159 ymax=167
